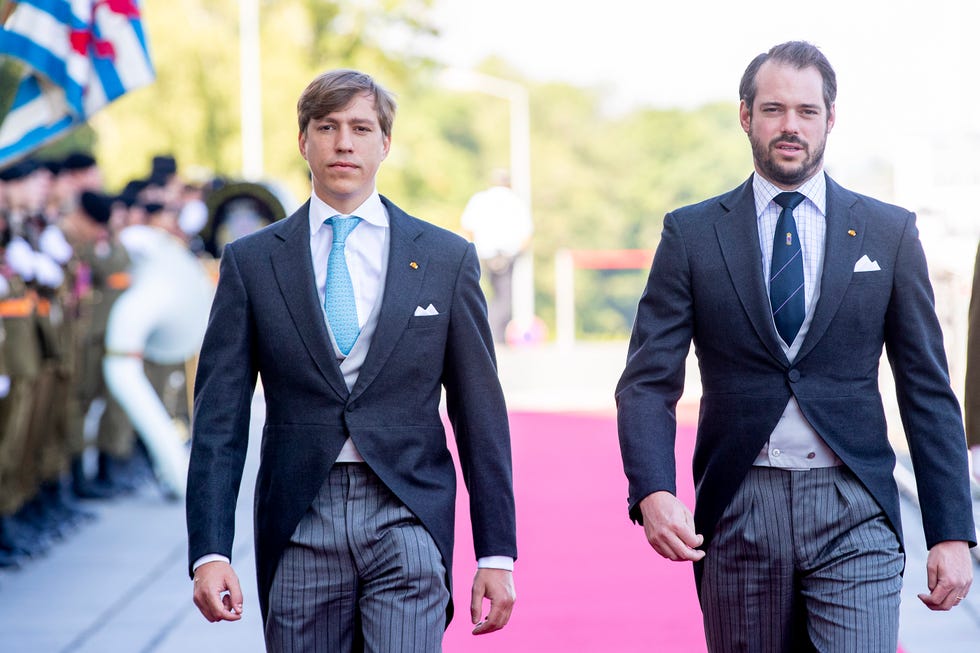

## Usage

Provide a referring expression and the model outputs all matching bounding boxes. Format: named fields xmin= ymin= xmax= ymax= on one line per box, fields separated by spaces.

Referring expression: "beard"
xmin=749 ymin=127 xmax=827 ymax=187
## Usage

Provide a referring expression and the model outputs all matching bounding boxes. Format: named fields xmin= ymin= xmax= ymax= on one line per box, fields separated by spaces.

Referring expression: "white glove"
xmin=0 ymin=375 xmax=10 ymax=399
xmin=33 ymin=252 xmax=64 ymax=288
xmin=39 ymin=225 xmax=73 ymax=264
xmin=5 ymin=237 xmax=35 ymax=280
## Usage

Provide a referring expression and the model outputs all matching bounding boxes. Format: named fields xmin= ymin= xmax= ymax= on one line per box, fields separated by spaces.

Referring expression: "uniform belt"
xmin=35 ymin=297 xmax=51 ymax=317
xmin=0 ymin=296 xmax=35 ymax=317
xmin=106 ymin=272 xmax=131 ymax=290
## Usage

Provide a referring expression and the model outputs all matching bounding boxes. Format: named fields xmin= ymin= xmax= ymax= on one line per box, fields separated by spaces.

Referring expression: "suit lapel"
xmin=269 ymin=202 xmax=349 ymax=400
xmin=795 ymin=176 xmax=864 ymax=360
xmin=349 ymin=198 xmax=427 ymax=400
xmin=715 ymin=178 xmax=789 ymax=363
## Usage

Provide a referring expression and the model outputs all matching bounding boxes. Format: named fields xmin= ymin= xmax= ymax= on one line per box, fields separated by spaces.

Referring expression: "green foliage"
xmin=525 ymin=88 xmax=750 ymax=337
xmin=1 ymin=0 xmax=755 ymax=339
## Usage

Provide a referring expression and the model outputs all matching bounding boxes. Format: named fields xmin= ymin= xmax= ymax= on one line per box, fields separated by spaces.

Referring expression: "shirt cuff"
xmin=476 ymin=556 xmax=514 ymax=571
xmin=192 ymin=553 xmax=230 ymax=573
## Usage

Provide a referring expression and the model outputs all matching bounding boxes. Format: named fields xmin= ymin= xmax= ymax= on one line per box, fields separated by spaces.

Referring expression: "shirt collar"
xmin=752 ymin=170 xmax=827 ymax=218
xmin=308 ymin=189 xmax=388 ymax=233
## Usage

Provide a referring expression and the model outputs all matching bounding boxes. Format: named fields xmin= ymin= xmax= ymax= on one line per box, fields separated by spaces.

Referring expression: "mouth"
xmin=329 ymin=161 xmax=358 ymax=170
xmin=773 ymin=140 xmax=805 ymax=156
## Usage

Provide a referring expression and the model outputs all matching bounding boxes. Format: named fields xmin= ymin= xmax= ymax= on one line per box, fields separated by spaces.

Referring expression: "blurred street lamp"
xmin=438 ymin=68 xmax=537 ymax=338
xmin=239 ymin=0 xmax=263 ymax=180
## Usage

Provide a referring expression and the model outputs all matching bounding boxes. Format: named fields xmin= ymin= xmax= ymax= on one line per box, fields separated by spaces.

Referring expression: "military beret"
xmin=80 ymin=190 xmax=113 ymax=224
xmin=39 ymin=159 xmax=62 ymax=175
xmin=116 ymin=179 xmax=147 ymax=205
xmin=151 ymin=154 xmax=177 ymax=177
xmin=0 ymin=159 xmax=38 ymax=181
xmin=61 ymin=151 xmax=97 ymax=171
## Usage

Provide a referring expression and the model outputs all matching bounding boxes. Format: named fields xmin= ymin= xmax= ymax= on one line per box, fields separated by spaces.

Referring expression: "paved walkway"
xmin=0 ymin=342 xmax=978 ymax=652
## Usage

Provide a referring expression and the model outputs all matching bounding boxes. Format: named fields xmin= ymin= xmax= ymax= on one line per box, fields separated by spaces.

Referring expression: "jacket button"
xmin=787 ymin=369 xmax=801 ymax=382
xmin=346 ymin=404 xmax=355 ymax=412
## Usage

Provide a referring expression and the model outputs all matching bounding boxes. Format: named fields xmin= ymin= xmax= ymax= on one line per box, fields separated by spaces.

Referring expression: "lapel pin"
xmin=847 ymin=229 xmax=856 ymax=237
xmin=409 ymin=261 xmax=419 ymax=270
xmin=785 ymin=232 xmax=792 ymax=246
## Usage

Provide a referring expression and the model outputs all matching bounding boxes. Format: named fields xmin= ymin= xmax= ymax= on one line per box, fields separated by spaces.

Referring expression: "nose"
xmin=335 ymin=126 xmax=354 ymax=151
xmin=780 ymin=111 xmax=800 ymax=135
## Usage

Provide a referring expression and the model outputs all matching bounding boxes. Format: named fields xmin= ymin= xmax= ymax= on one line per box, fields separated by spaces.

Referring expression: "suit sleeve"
xmin=884 ymin=213 xmax=976 ymax=548
xmin=185 ymin=244 xmax=259 ymax=575
xmin=615 ymin=213 xmax=693 ymax=523
xmin=442 ymin=243 xmax=517 ymax=561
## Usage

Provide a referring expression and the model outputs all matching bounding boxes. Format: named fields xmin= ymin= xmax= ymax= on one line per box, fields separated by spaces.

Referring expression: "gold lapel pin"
xmin=409 ymin=261 xmax=419 ymax=270
xmin=847 ymin=229 xmax=856 ymax=237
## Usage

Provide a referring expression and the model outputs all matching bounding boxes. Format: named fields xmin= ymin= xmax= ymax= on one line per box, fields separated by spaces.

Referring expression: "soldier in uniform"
xmin=64 ymin=185 xmax=139 ymax=497
xmin=0 ymin=160 xmax=49 ymax=561
xmin=28 ymin=159 xmax=95 ymax=532
xmin=0 ymin=193 xmax=20 ymax=568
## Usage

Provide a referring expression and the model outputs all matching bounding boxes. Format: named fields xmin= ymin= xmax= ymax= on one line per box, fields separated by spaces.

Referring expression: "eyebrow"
xmin=759 ymin=101 xmax=823 ymax=111
xmin=317 ymin=115 xmax=376 ymax=123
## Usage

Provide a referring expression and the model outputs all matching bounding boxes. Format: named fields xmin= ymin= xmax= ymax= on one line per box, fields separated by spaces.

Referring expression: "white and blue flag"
xmin=0 ymin=0 xmax=154 ymax=167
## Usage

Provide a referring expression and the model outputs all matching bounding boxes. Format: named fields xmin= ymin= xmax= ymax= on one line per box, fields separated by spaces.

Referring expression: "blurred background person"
xmin=460 ymin=168 xmax=533 ymax=344
xmin=963 ymin=242 xmax=980 ymax=483
xmin=64 ymin=183 xmax=140 ymax=499
xmin=102 ymin=223 xmax=213 ymax=501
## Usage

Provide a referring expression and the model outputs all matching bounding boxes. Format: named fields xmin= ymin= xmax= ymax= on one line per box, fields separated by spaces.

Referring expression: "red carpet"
xmin=443 ymin=411 xmax=707 ymax=652
xmin=442 ymin=410 xmax=909 ymax=652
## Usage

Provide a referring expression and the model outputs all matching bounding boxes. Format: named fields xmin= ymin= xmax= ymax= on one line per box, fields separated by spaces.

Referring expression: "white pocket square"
xmin=414 ymin=303 xmax=439 ymax=317
xmin=853 ymin=254 xmax=881 ymax=272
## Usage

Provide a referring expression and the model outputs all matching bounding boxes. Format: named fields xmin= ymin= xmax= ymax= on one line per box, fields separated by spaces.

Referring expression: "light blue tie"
xmin=324 ymin=215 xmax=362 ymax=355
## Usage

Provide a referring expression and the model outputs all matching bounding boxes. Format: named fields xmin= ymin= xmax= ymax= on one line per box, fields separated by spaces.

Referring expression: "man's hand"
xmin=470 ymin=568 xmax=515 ymax=635
xmin=638 ymin=491 xmax=705 ymax=562
xmin=917 ymin=540 xmax=973 ymax=611
xmin=192 ymin=560 xmax=244 ymax=622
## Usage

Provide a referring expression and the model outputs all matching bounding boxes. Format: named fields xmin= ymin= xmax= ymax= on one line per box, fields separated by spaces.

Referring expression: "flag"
xmin=0 ymin=0 xmax=154 ymax=168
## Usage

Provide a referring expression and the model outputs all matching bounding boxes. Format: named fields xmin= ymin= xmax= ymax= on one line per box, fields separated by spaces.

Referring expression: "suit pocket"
xmin=407 ymin=314 xmax=447 ymax=329
xmin=848 ymin=271 xmax=890 ymax=286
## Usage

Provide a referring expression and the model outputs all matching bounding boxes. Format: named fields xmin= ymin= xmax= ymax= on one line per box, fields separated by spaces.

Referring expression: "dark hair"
xmin=739 ymin=41 xmax=837 ymax=114
xmin=296 ymin=69 xmax=396 ymax=138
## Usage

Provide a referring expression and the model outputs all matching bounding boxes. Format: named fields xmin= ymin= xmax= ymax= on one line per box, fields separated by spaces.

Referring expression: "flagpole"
xmin=239 ymin=0 xmax=262 ymax=180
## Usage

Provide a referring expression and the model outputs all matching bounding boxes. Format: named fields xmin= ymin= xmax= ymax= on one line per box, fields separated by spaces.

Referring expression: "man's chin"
xmin=766 ymin=161 xmax=816 ymax=187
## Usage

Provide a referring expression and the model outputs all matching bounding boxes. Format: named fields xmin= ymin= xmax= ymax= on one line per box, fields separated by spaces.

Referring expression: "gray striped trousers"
xmin=265 ymin=463 xmax=450 ymax=653
xmin=700 ymin=465 xmax=903 ymax=652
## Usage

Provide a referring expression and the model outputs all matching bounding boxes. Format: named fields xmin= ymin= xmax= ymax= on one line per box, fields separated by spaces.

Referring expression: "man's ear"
xmin=739 ymin=100 xmax=752 ymax=134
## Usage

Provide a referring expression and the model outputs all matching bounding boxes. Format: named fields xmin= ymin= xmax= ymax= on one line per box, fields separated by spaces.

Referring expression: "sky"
xmin=425 ymin=0 xmax=980 ymax=246
xmin=427 ymin=0 xmax=979 ymax=116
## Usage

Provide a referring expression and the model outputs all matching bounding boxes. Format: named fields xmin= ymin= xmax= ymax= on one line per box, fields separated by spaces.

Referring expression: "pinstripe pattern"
xmin=701 ymin=466 xmax=903 ymax=652
xmin=265 ymin=464 xmax=449 ymax=653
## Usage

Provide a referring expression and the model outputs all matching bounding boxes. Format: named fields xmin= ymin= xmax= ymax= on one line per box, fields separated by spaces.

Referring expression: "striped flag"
xmin=0 ymin=0 xmax=155 ymax=167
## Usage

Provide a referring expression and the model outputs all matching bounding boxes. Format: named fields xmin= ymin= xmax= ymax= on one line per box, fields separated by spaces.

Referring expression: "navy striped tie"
xmin=769 ymin=192 xmax=806 ymax=346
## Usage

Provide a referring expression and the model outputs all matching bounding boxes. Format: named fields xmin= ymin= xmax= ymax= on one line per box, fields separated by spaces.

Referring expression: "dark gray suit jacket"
xmin=617 ymin=174 xmax=975 ymax=575
xmin=186 ymin=196 xmax=517 ymax=623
